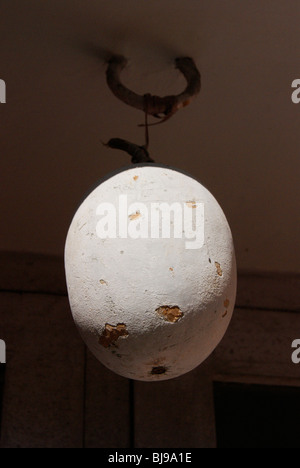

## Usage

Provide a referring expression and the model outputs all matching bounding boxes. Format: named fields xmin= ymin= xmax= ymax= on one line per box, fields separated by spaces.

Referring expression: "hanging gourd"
xmin=65 ymin=55 xmax=236 ymax=381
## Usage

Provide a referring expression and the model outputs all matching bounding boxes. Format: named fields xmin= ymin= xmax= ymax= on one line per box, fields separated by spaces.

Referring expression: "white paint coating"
xmin=65 ymin=165 xmax=236 ymax=381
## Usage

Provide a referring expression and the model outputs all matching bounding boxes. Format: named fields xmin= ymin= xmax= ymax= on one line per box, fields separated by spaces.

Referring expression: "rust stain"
xmin=133 ymin=175 xmax=139 ymax=181
xmin=99 ymin=279 xmax=108 ymax=285
xmin=151 ymin=366 xmax=167 ymax=375
xmin=99 ymin=323 xmax=129 ymax=348
xmin=215 ymin=262 xmax=223 ymax=276
xmin=156 ymin=305 xmax=183 ymax=323
xmin=186 ymin=200 xmax=197 ymax=208
xmin=169 ymin=267 xmax=174 ymax=272
xmin=145 ymin=357 xmax=166 ymax=366
xmin=129 ymin=211 xmax=141 ymax=221
xmin=224 ymin=299 xmax=230 ymax=308
xmin=222 ymin=310 xmax=228 ymax=318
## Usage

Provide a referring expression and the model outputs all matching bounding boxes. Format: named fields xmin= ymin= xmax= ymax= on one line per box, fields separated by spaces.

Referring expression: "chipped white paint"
xmin=65 ymin=165 xmax=236 ymax=381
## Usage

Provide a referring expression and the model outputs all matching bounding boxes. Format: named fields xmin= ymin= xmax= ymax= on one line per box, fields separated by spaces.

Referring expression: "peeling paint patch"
xmin=151 ymin=366 xmax=167 ymax=375
xmin=156 ymin=305 xmax=183 ymax=323
xmin=215 ymin=262 xmax=223 ymax=276
xmin=99 ymin=279 xmax=108 ymax=285
xmin=222 ymin=310 xmax=228 ymax=318
xmin=186 ymin=200 xmax=197 ymax=208
xmin=99 ymin=323 xmax=129 ymax=348
xmin=224 ymin=299 xmax=230 ymax=308
xmin=129 ymin=211 xmax=141 ymax=221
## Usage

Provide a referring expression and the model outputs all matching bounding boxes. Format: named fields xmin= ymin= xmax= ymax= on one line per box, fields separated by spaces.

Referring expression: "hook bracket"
xmin=106 ymin=55 xmax=201 ymax=125
xmin=104 ymin=55 xmax=201 ymax=163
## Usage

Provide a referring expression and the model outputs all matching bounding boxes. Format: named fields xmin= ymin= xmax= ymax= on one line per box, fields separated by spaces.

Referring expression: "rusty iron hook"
xmin=106 ymin=55 xmax=201 ymax=125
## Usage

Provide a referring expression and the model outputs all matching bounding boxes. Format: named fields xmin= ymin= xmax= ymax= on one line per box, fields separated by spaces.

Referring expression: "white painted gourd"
xmin=65 ymin=165 xmax=236 ymax=381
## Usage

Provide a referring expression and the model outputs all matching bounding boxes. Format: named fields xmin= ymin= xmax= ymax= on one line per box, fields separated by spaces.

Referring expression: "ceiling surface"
xmin=0 ymin=0 xmax=299 ymax=273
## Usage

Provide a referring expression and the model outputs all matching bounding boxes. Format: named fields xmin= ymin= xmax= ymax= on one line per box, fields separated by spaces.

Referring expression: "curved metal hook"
xmin=106 ymin=55 xmax=201 ymax=124
xmin=103 ymin=138 xmax=154 ymax=164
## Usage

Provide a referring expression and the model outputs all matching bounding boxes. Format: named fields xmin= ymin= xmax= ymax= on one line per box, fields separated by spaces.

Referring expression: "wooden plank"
xmin=214 ymin=307 xmax=300 ymax=379
xmin=0 ymin=252 xmax=66 ymax=295
xmin=236 ymin=272 xmax=300 ymax=311
xmin=0 ymin=253 xmax=132 ymax=448
xmin=0 ymin=292 xmax=84 ymax=448
xmin=134 ymin=358 xmax=216 ymax=448
xmin=213 ymin=374 xmax=300 ymax=388
xmin=84 ymin=351 xmax=131 ymax=448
